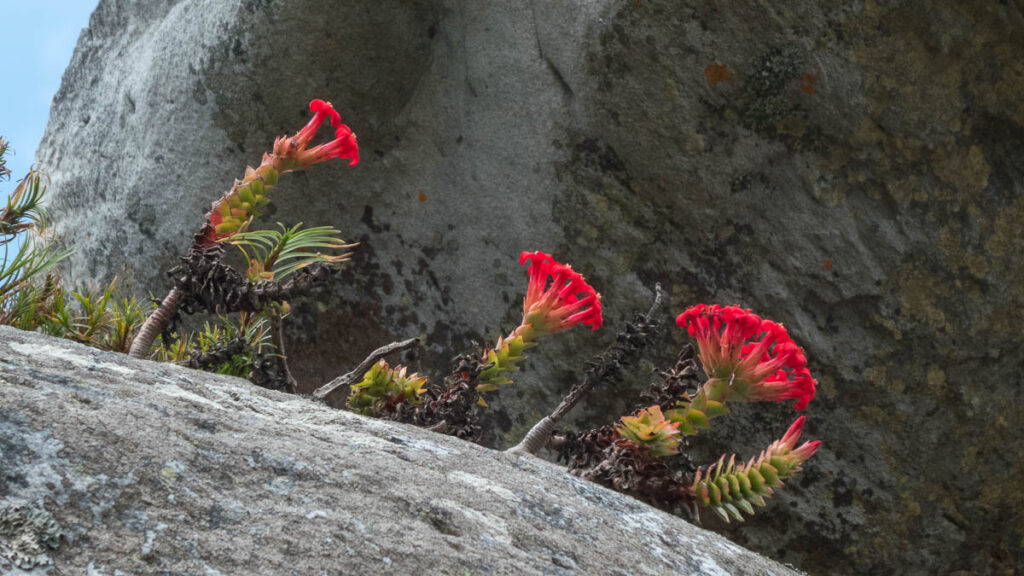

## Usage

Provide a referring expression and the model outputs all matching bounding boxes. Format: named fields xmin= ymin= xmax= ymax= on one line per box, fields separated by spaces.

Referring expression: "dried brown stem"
xmin=313 ymin=338 xmax=420 ymax=406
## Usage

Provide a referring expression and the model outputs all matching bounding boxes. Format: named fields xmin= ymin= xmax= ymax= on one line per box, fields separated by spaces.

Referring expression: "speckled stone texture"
xmin=0 ymin=326 xmax=803 ymax=575
xmin=35 ymin=1 xmax=1024 ymax=574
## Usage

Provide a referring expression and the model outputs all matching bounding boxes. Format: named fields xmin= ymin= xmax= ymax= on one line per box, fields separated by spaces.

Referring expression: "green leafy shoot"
xmin=105 ymin=295 xmax=148 ymax=353
xmin=0 ymin=237 xmax=71 ymax=310
xmin=1 ymin=169 xmax=49 ymax=240
xmin=43 ymin=280 xmax=116 ymax=344
xmin=154 ymin=312 xmax=271 ymax=377
xmin=0 ymin=169 xmax=72 ymax=320
xmin=1 ymin=272 xmax=61 ymax=329
xmin=1 ymin=269 xmax=146 ymax=353
xmin=34 ymin=278 xmax=146 ymax=353
xmin=227 ymin=222 xmax=356 ymax=282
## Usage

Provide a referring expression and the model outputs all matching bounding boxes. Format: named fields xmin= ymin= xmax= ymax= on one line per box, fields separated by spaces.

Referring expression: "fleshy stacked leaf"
xmin=615 ymin=406 xmax=682 ymax=457
xmin=476 ymin=334 xmax=531 ymax=392
xmin=205 ymin=166 xmax=278 ymax=243
xmin=664 ymin=389 xmax=729 ymax=436
xmin=347 ymin=360 xmax=428 ymax=417
xmin=691 ymin=416 xmax=820 ymax=523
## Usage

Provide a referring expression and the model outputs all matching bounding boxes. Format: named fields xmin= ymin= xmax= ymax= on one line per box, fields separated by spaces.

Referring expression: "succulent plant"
xmin=692 ymin=415 xmax=821 ymax=523
xmin=615 ymin=406 xmax=682 ymax=458
xmin=347 ymin=360 xmax=428 ymax=417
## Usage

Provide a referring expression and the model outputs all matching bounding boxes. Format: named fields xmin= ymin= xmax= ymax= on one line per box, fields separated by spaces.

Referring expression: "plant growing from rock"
xmin=128 ymin=99 xmax=359 ymax=390
xmin=317 ymin=250 xmax=605 ymax=441
xmin=551 ymin=304 xmax=821 ymax=522
xmin=68 ymin=95 xmax=822 ymax=527
xmin=0 ymin=138 xmax=148 ymax=351
xmin=1 ymin=139 xmax=72 ymax=323
xmin=313 ymin=238 xmax=821 ymax=524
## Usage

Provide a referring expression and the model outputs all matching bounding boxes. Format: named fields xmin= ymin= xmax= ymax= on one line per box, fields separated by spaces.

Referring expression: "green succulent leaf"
xmin=347 ymin=360 xmax=427 ymax=417
xmin=616 ymin=406 xmax=682 ymax=458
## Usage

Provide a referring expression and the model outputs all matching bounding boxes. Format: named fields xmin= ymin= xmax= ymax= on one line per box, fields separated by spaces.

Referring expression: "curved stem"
xmin=128 ymin=287 xmax=181 ymax=359
xmin=313 ymin=338 xmax=420 ymax=405
xmin=506 ymin=416 xmax=557 ymax=456
xmin=425 ymin=421 xmax=448 ymax=433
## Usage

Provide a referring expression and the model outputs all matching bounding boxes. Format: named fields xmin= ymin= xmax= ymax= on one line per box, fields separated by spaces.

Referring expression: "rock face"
xmin=0 ymin=326 xmax=802 ymax=575
xmin=35 ymin=1 xmax=1024 ymax=574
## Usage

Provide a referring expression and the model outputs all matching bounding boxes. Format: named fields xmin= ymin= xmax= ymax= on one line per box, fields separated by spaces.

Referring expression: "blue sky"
xmin=1 ymin=1 xmax=99 ymax=188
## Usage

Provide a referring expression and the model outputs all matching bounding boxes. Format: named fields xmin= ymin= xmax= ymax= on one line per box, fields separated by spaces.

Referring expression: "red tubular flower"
xmin=677 ymin=304 xmax=816 ymax=410
xmin=293 ymin=99 xmax=342 ymax=148
xmin=518 ymin=251 xmax=602 ymax=337
xmin=272 ymin=99 xmax=359 ymax=170
xmin=196 ymin=99 xmax=357 ymax=249
xmin=301 ymin=124 xmax=359 ymax=167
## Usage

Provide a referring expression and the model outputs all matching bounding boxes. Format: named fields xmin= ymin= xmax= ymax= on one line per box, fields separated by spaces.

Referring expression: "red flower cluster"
xmin=271 ymin=99 xmax=359 ymax=170
xmin=519 ymin=251 xmax=602 ymax=336
xmin=677 ymin=304 xmax=816 ymax=410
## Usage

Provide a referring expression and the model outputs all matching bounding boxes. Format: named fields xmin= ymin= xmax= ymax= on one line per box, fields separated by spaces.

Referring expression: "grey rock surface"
xmin=35 ymin=1 xmax=1024 ymax=574
xmin=0 ymin=326 xmax=801 ymax=575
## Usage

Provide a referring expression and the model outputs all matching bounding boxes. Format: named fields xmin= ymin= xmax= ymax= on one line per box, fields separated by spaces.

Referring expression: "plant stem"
xmin=129 ymin=287 xmax=181 ymax=359
xmin=271 ymin=314 xmax=298 ymax=394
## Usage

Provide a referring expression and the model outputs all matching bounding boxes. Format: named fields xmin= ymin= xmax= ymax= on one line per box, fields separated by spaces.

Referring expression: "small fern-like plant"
xmin=229 ymin=223 xmax=355 ymax=283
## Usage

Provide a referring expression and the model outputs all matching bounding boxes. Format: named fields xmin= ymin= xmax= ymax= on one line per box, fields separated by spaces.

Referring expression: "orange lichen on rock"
xmin=801 ymin=73 xmax=818 ymax=95
xmin=704 ymin=64 xmax=732 ymax=84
